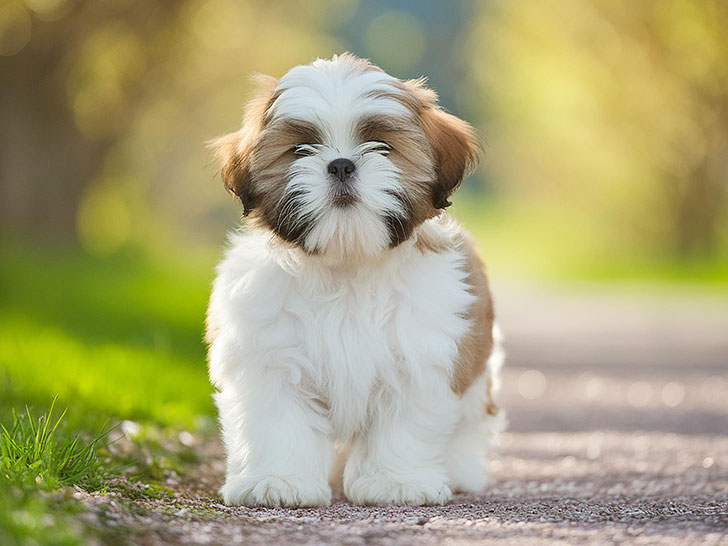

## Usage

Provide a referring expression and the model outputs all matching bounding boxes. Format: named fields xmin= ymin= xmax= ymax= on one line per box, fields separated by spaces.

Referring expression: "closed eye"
xmin=293 ymin=144 xmax=320 ymax=157
xmin=360 ymin=141 xmax=391 ymax=155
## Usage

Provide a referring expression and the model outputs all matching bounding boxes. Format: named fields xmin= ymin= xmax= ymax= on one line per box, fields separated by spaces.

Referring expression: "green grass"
xmin=0 ymin=397 xmax=119 ymax=546
xmin=1 ymin=397 xmax=110 ymax=491
xmin=0 ymin=239 xmax=216 ymax=430
xmin=0 ymin=238 xmax=218 ymax=545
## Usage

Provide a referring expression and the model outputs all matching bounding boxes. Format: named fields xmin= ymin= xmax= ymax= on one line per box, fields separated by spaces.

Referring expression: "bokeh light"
xmin=661 ymin=382 xmax=686 ymax=408
xmin=517 ymin=370 xmax=547 ymax=400
xmin=0 ymin=2 xmax=31 ymax=56
xmin=25 ymin=0 xmax=69 ymax=22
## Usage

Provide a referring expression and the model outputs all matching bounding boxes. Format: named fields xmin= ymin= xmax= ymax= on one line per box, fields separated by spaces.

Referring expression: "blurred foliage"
xmin=465 ymin=0 xmax=728 ymax=264
xmin=0 ymin=238 xmax=215 ymax=428
xmin=0 ymin=484 xmax=83 ymax=546
xmin=0 ymin=0 xmax=347 ymax=248
xmin=1 ymin=0 xmax=727 ymax=280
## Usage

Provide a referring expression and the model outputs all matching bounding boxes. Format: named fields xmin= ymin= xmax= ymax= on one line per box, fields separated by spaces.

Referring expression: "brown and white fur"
xmin=206 ymin=54 xmax=504 ymax=507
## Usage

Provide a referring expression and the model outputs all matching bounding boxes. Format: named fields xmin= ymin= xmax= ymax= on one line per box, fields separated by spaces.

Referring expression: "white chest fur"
xmin=208 ymin=229 xmax=475 ymax=440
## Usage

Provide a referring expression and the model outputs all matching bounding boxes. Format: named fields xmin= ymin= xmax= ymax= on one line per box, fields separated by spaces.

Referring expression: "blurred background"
xmin=2 ymin=0 xmax=728 ymax=277
xmin=1 ymin=1 xmax=727 ymax=542
xmin=1 ymin=0 xmax=727 ymax=468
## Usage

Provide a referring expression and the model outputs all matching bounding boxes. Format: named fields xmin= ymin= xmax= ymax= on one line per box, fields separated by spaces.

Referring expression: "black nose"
xmin=327 ymin=158 xmax=356 ymax=183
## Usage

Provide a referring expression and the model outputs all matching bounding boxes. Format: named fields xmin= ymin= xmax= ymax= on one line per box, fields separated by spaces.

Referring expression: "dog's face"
xmin=212 ymin=53 xmax=479 ymax=259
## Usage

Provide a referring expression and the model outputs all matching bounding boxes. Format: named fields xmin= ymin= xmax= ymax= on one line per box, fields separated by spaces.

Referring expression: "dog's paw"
xmin=221 ymin=474 xmax=331 ymax=507
xmin=446 ymin=456 xmax=487 ymax=494
xmin=344 ymin=473 xmax=452 ymax=506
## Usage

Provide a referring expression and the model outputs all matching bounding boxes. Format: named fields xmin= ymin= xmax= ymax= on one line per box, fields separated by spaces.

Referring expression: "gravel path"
xmin=81 ymin=283 xmax=728 ymax=545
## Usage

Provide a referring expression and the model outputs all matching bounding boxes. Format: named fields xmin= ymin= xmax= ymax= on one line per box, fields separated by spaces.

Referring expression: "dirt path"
xmin=79 ymin=283 xmax=728 ymax=545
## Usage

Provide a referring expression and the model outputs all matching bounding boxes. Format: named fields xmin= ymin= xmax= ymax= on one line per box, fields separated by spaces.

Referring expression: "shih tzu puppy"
xmin=206 ymin=53 xmax=504 ymax=507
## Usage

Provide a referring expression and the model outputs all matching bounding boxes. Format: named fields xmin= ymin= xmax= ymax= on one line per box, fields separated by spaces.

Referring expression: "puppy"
xmin=206 ymin=54 xmax=504 ymax=507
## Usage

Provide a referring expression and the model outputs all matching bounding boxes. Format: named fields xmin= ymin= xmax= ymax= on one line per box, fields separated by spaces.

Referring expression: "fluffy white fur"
xmin=207 ymin=55 xmax=504 ymax=507
xmin=209 ymin=228 xmax=504 ymax=506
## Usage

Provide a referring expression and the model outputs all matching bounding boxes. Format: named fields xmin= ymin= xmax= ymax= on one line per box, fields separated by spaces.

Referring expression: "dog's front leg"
xmin=342 ymin=381 xmax=459 ymax=505
xmin=215 ymin=367 xmax=331 ymax=507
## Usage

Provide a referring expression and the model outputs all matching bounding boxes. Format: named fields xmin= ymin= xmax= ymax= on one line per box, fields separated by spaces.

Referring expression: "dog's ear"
xmin=402 ymin=79 xmax=480 ymax=209
xmin=209 ymin=131 xmax=254 ymax=215
xmin=209 ymin=74 xmax=278 ymax=216
xmin=421 ymin=108 xmax=480 ymax=209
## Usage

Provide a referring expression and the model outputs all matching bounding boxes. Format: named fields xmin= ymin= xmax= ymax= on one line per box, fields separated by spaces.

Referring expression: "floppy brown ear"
xmin=420 ymin=107 xmax=480 ymax=209
xmin=209 ymin=131 xmax=254 ymax=214
xmin=208 ymin=74 xmax=278 ymax=216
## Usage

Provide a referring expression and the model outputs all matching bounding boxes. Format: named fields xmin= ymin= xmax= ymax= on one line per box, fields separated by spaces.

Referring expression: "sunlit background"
xmin=2 ymin=0 xmax=727 ymax=277
xmin=2 ymin=0 xmax=728 ymax=448
xmin=1 ymin=1 xmax=727 ymax=542
xmin=3 ymin=0 xmax=728 ymax=415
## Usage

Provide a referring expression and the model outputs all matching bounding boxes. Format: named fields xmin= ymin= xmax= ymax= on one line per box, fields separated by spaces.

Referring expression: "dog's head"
xmin=211 ymin=53 xmax=479 ymax=260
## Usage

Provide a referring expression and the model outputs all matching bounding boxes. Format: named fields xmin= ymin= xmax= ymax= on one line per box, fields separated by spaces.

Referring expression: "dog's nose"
xmin=327 ymin=158 xmax=356 ymax=183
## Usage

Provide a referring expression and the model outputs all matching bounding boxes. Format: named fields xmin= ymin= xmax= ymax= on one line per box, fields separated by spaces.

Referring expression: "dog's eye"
xmin=293 ymin=144 xmax=318 ymax=157
xmin=367 ymin=141 xmax=391 ymax=155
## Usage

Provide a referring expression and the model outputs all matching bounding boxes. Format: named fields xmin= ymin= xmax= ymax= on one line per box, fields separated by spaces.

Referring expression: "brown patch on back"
xmin=413 ymin=216 xmax=496 ymax=398
xmin=450 ymin=227 xmax=496 ymax=397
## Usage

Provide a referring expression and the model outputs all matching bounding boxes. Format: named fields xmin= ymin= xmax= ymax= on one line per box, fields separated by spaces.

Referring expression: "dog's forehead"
xmin=270 ymin=60 xmax=411 ymax=126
